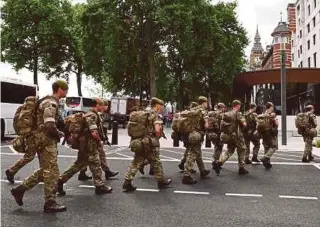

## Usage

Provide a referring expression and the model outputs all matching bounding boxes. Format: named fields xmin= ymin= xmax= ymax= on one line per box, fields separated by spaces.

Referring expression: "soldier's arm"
xmin=311 ymin=114 xmax=317 ymax=128
xmin=85 ymin=113 xmax=101 ymax=141
xmin=237 ymin=112 xmax=247 ymax=127
xmin=271 ymin=113 xmax=279 ymax=127
xmin=152 ymin=113 xmax=163 ymax=138
xmin=42 ymin=100 xmax=62 ymax=138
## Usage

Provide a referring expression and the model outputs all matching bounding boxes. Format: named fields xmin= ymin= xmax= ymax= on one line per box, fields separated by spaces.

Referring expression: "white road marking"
xmin=279 ymin=195 xmax=318 ymax=200
xmin=313 ymin=164 xmax=320 ymax=170
xmin=8 ymin=145 xmax=18 ymax=154
xmin=136 ymin=188 xmax=159 ymax=192
xmin=0 ymin=145 xmax=11 ymax=148
xmin=271 ymin=156 xmax=301 ymax=161
xmin=174 ymin=190 xmax=210 ymax=195
xmin=160 ymin=149 xmax=184 ymax=155
xmin=116 ymin=153 xmax=133 ymax=158
xmin=159 ymin=155 xmax=180 ymax=161
xmin=225 ymin=193 xmax=263 ymax=197
xmin=273 ymin=153 xmax=302 ymax=158
xmin=0 ymin=179 xmax=43 ymax=184
xmin=79 ymin=185 xmax=95 ymax=188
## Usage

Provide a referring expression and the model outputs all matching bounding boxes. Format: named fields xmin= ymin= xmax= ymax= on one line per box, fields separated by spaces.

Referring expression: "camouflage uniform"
xmin=219 ymin=110 xmax=246 ymax=168
xmin=261 ymin=110 xmax=278 ymax=160
xmin=303 ymin=112 xmax=317 ymax=160
xmin=59 ymin=110 xmax=108 ymax=189
xmin=19 ymin=96 xmax=60 ymax=202
xmin=124 ymin=109 xmax=165 ymax=182
xmin=6 ymin=133 xmax=40 ymax=182
xmin=243 ymin=111 xmax=260 ymax=161
xmin=212 ymin=109 xmax=224 ymax=162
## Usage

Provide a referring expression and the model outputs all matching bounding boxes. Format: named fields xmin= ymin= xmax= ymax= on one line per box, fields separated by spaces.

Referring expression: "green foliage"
xmin=1 ymin=0 xmax=72 ymax=85
xmin=315 ymin=138 xmax=320 ymax=148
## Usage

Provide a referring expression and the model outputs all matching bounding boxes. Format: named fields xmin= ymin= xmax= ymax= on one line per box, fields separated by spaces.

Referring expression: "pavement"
xmin=1 ymin=131 xmax=320 ymax=227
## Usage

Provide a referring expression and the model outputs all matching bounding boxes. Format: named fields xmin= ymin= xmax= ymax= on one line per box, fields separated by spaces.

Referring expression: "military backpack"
xmin=256 ymin=113 xmax=273 ymax=133
xmin=127 ymin=111 xmax=151 ymax=139
xmin=173 ymin=108 xmax=203 ymax=134
xmin=207 ymin=111 xmax=221 ymax=132
xmin=220 ymin=111 xmax=237 ymax=134
xmin=295 ymin=113 xmax=310 ymax=133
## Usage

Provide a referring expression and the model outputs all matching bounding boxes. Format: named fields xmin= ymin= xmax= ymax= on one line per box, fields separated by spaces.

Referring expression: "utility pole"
xmin=281 ymin=43 xmax=287 ymax=145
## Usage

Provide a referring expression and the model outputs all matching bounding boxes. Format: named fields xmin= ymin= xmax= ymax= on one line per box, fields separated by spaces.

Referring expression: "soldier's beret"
xmin=306 ymin=104 xmax=314 ymax=109
xmin=232 ymin=100 xmax=241 ymax=105
xmin=198 ymin=96 xmax=208 ymax=103
xmin=217 ymin=102 xmax=225 ymax=108
xmin=250 ymin=103 xmax=257 ymax=108
xmin=54 ymin=80 xmax=69 ymax=90
xmin=94 ymin=98 xmax=104 ymax=105
xmin=102 ymin=99 xmax=109 ymax=106
xmin=266 ymin=102 xmax=274 ymax=107
xmin=151 ymin=97 xmax=164 ymax=105
xmin=190 ymin=102 xmax=198 ymax=108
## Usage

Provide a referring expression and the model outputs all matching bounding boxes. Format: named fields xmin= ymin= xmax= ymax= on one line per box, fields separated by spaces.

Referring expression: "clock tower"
xmin=249 ymin=26 xmax=264 ymax=71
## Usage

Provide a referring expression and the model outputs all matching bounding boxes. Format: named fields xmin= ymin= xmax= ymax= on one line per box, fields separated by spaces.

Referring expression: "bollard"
xmin=108 ymin=119 xmax=112 ymax=130
xmin=111 ymin=120 xmax=118 ymax=145
xmin=205 ymin=134 xmax=211 ymax=148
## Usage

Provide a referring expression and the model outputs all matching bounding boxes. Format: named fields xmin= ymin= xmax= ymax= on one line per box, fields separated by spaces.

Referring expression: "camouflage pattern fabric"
xmin=219 ymin=110 xmax=246 ymax=167
xmin=302 ymin=112 xmax=317 ymax=158
xmin=98 ymin=142 xmax=108 ymax=170
xmin=9 ymin=134 xmax=40 ymax=174
xmin=261 ymin=131 xmax=277 ymax=158
xmin=213 ymin=138 xmax=224 ymax=162
xmin=244 ymin=136 xmax=260 ymax=159
xmin=22 ymin=96 xmax=60 ymax=202
xmin=183 ymin=144 xmax=205 ymax=176
xmin=180 ymin=149 xmax=188 ymax=164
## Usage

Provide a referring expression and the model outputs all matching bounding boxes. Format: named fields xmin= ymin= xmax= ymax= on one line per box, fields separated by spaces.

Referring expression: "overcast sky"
xmin=0 ymin=0 xmax=295 ymax=97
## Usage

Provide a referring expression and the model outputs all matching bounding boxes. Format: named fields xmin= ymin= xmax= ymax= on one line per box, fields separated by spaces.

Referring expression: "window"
xmin=313 ymin=34 xmax=316 ymax=44
xmin=82 ymin=98 xmax=96 ymax=107
xmin=314 ymin=52 xmax=317 ymax=67
xmin=66 ymin=97 xmax=81 ymax=107
xmin=0 ymin=82 xmax=36 ymax=104
xmin=292 ymin=53 xmax=294 ymax=61
xmin=300 ymin=30 xmax=302 ymax=38
xmin=308 ymin=40 xmax=311 ymax=49
xmin=308 ymin=5 xmax=311 ymax=15
xmin=307 ymin=24 xmax=310 ymax=33
xmin=274 ymin=37 xmax=279 ymax=43
xmin=313 ymin=17 xmax=316 ymax=27
xmin=314 ymin=0 xmax=317 ymax=8
xmin=300 ymin=45 xmax=303 ymax=54
xmin=308 ymin=57 xmax=311 ymax=67
xmin=297 ymin=5 xmax=300 ymax=16
xmin=300 ymin=61 xmax=303 ymax=68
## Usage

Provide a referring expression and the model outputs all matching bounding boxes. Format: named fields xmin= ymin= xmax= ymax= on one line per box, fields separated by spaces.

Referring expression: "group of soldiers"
xmin=4 ymin=80 xmax=318 ymax=213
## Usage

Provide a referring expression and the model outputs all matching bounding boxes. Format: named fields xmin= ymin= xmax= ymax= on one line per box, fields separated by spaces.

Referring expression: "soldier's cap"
xmin=198 ymin=96 xmax=208 ymax=104
xmin=306 ymin=104 xmax=314 ymax=109
xmin=151 ymin=97 xmax=164 ymax=106
xmin=250 ymin=103 xmax=257 ymax=108
xmin=94 ymin=98 xmax=104 ymax=106
xmin=232 ymin=100 xmax=241 ymax=106
xmin=102 ymin=99 xmax=109 ymax=106
xmin=54 ymin=80 xmax=69 ymax=90
xmin=217 ymin=102 xmax=225 ymax=108
xmin=266 ymin=102 xmax=274 ymax=107
xmin=190 ymin=102 xmax=198 ymax=108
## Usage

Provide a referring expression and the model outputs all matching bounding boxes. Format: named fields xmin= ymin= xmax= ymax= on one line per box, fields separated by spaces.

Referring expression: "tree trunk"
xmin=147 ymin=19 xmax=156 ymax=98
xmin=33 ymin=56 xmax=38 ymax=87
xmin=76 ymin=71 xmax=82 ymax=97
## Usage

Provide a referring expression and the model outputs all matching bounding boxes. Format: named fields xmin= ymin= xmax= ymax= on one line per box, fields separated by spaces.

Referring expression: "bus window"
xmin=1 ymin=81 xmax=36 ymax=104
xmin=82 ymin=98 xmax=96 ymax=108
xmin=66 ymin=97 xmax=81 ymax=108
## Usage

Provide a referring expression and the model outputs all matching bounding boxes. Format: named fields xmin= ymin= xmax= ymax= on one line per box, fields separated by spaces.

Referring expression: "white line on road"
xmin=79 ymin=185 xmax=95 ymax=188
xmin=273 ymin=153 xmax=302 ymax=158
xmin=225 ymin=193 xmax=263 ymax=197
xmin=174 ymin=190 xmax=210 ymax=195
xmin=160 ymin=149 xmax=184 ymax=155
xmin=136 ymin=188 xmax=159 ymax=192
xmin=272 ymin=156 xmax=301 ymax=161
xmin=115 ymin=153 xmax=133 ymax=158
xmin=313 ymin=164 xmax=320 ymax=170
xmin=0 ymin=179 xmax=44 ymax=185
xmin=279 ymin=195 xmax=318 ymax=200
xmin=159 ymin=155 xmax=180 ymax=161
xmin=8 ymin=145 xmax=18 ymax=154
xmin=0 ymin=145 xmax=11 ymax=148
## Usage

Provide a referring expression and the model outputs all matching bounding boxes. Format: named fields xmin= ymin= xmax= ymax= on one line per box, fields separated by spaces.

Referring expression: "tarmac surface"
xmin=1 ymin=138 xmax=320 ymax=227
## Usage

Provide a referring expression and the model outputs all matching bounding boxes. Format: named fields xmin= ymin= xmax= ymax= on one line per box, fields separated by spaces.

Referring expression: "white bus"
xmin=0 ymin=78 xmax=38 ymax=139
xmin=64 ymin=96 xmax=97 ymax=113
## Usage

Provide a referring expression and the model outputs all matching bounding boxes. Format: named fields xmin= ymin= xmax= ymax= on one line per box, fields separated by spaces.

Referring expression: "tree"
xmin=45 ymin=3 xmax=86 ymax=96
xmin=1 ymin=0 xmax=72 ymax=85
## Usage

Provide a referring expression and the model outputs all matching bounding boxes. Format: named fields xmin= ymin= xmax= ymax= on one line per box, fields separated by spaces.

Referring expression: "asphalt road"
xmin=1 ymin=143 xmax=320 ymax=227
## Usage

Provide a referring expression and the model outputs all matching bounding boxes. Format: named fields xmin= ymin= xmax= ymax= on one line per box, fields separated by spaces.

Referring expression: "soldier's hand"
xmin=58 ymin=130 xmax=65 ymax=139
xmin=91 ymin=131 xmax=101 ymax=141
xmin=106 ymin=141 xmax=111 ymax=146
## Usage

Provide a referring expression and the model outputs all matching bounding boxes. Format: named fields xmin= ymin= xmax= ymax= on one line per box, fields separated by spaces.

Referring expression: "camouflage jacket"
xmin=192 ymin=105 xmax=209 ymax=133
xmin=229 ymin=109 xmax=246 ymax=136
xmin=36 ymin=96 xmax=60 ymax=138
xmin=244 ymin=110 xmax=257 ymax=132
xmin=147 ymin=109 xmax=163 ymax=137
xmin=307 ymin=112 xmax=317 ymax=129
xmin=264 ymin=109 xmax=278 ymax=129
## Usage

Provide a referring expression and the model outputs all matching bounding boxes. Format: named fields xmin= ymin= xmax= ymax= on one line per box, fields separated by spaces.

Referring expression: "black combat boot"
xmin=200 ymin=170 xmax=210 ymax=179
xmin=5 ymin=169 xmax=15 ymax=184
xmin=122 ymin=180 xmax=137 ymax=192
xmin=158 ymin=178 xmax=172 ymax=189
xmin=139 ymin=165 xmax=145 ymax=175
xmin=178 ymin=162 xmax=185 ymax=171
xmin=182 ymin=176 xmax=197 ymax=184
xmin=212 ymin=162 xmax=222 ymax=175
xmin=95 ymin=185 xmax=113 ymax=195
xmin=11 ymin=185 xmax=27 ymax=206
xmin=105 ymin=169 xmax=119 ymax=180
xmin=302 ymin=156 xmax=310 ymax=163
xmin=57 ymin=179 xmax=66 ymax=196
xmin=78 ymin=170 xmax=92 ymax=181
xmin=238 ymin=167 xmax=249 ymax=175
xmin=43 ymin=200 xmax=67 ymax=213
xmin=149 ymin=166 xmax=155 ymax=176
xmin=251 ymin=156 xmax=260 ymax=163
xmin=261 ymin=157 xmax=272 ymax=169
xmin=245 ymin=158 xmax=252 ymax=164
xmin=308 ymin=155 xmax=315 ymax=162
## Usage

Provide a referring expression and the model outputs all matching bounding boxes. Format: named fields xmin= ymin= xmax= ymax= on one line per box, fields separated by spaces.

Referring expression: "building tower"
xmin=249 ymin=26 xmax=264 ymax=70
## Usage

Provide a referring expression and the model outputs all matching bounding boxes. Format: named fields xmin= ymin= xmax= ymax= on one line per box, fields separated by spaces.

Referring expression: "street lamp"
xmin=281 ymin=41 xmax=287 ymax=145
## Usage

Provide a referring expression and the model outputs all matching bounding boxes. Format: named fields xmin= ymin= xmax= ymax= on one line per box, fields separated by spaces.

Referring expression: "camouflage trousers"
xmin=303 ymin=136 xmax=313 ymax=158
xmin=23 ymin=137 xmax=59 ymax=202
xmin=213 ymin=135 xmax=224 ymax=162
xmin=261 ymin=131 xmax=277 ymax=159
xmin=219 ymin=135 xmax=246 ymax=167
xmin=244 ymin=135 xmax=260 ymax=159
xmin=60 ymin=137 xmax=104 ymax=186
xmin=80 ymin=143 xmax=109 ymax=173
xmin=183 ymin=144 xmax=205 ymax=176
xmin=125 ymin=147 xmax=164 ymax=182
xmin=180 ymin=149 xmax=188 ymax=164
xmin=9 ymin=135 xmax=41 ymax=174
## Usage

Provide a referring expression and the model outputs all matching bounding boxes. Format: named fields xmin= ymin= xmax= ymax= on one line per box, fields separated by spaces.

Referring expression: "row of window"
xmin=297 ymin=32 xmax=318 ymax=58
xmin=297 ymin=52 xmax=317 ymax=68
xmin=297 ymin=0 xmax=319 ymax=16
xmin=298 ymin=13 xmax=319 ymax=38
